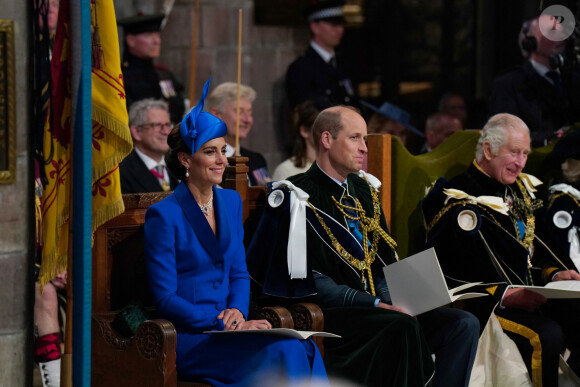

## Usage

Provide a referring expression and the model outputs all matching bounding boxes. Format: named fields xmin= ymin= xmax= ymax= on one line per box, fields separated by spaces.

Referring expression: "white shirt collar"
xmin=530 ymin=59 xmax=550 ymax=76
xmin=317 ymin=162 xmax=347 ymax=187
xmin=529 ymin=59 xmax=558 ymax=86
xmin=310 ymin=41 xmax=334 ymax=63
xmin=134 ymin=147 xmax=166 ymax=171
xmin=225 ymin=143 xmax=235 ymax=157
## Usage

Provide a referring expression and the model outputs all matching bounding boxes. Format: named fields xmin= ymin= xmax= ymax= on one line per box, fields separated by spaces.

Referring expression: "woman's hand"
xmin=236 ymin=319 xmax=272 ymax=330
xmin=377 ymin=301 xmax=414 ymax=317
xmin=217 ymin=308 xmax=245 ymax=331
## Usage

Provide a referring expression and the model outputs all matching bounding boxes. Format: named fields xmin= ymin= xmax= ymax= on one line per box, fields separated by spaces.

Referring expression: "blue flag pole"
xmin=70 ymin=0 xmax=92 ymax=385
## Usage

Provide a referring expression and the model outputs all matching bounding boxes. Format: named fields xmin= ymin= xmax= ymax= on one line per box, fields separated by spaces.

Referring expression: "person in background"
xmin=419 ymin=112 xmax=463 ymax=153
xmin=285 ymin=0 xmax=357 ymax=110
xmin=438 ymin=92 xmax=468 ymax=128
xmin=541 ymin=129 xmax=580 ymax=274
xmin=34 ymin=1 xmax=65 ymax=385
xmin=272 ymin=100 xmax=320 ymax=181
xmin=206 ymin=82 xmax=271 ymax=186
xmin=118 ymin=13 xmax=186 ymax=124
xmin=423 ymin=113 xmax=580 ymax=386
xmin=361 ymin=100 xmax=425 ymax=147
xmin=119 ymin=99 xmax=179 ymax=193
xmin=144 ymin=79 xmax=328 ymax=385
xmin=490 ymin=16 xmax=580 ymax=146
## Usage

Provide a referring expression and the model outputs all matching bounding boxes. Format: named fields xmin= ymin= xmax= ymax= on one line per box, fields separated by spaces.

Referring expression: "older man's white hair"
xmin=475 ymin=113 xmax=529 ymax=162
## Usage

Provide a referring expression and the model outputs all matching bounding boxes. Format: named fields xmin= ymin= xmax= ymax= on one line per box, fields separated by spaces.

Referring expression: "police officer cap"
xmin=304 ymin=0 xmax=346 ymax=24
xmin=117 ymin=13 xmax=164 ymax=35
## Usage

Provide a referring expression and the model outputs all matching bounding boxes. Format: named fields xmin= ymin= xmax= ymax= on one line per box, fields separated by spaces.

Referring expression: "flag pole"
xmin=188 ymin=0 xmax=199 ymax=108
xmin=70 ymin=0 xmax=93 ymax=385
xmin=235 ymin=8 xmax=242 ymax=156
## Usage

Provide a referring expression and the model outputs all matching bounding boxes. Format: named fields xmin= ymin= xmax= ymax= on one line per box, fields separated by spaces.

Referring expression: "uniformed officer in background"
xmin=285 ymin=0 xmax=358 ymax=110
xmin=118 ymin=13 xmax=186 ymax=124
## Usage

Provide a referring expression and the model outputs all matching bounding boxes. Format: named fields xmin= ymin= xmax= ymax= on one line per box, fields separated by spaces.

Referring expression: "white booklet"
xmin=203 ymin=328 xmax=340 ymax=340
xmin=383 ymin=247 xmax=488 ymax=316
xmin=510 ymin=280 xmax=580 ymax=299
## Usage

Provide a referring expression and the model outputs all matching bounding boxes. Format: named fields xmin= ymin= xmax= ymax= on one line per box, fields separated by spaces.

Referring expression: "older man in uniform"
xmin=118 ymin=13 xmax=186 ymax=123
xmin=422 ymin=113 xmax=580 ymax=386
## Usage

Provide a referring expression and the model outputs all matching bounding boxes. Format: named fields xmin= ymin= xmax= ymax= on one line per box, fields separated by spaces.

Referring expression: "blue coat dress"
xmin=144 ymin=182 xmax=327 ymax=386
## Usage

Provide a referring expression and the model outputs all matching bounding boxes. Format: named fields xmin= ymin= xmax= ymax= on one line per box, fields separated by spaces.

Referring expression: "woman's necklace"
xmin=198 ymin=192 xmax=213 ymax=216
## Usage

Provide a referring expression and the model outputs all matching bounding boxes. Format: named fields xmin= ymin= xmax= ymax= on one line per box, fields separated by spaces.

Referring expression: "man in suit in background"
xmin=285 ymin=0 xmax=357 ymax=110
xmin=206 ymin=82 xmax=271 ymax=186
xmin=490 ymin=15 xmax=580 ymax=146
xmin=120 ymin=99 xmax=179 ymax=193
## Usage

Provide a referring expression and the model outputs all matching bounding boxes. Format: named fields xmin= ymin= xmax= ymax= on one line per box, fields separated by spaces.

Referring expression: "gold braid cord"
xmin=512 ymin=178 xmax=543 ymax=249
xmin=548 ymin=192 xmax=580 ymax=210
xmin=308 ymin=180 xmax=396 ymax=296
xmin=427 ymin=200 xmax=502 ymax=234
xmin=512 ymin=178 xmax=543 ymax=284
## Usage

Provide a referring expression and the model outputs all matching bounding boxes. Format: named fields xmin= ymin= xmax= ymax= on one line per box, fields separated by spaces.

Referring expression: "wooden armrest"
xmin=92 ymin=313 xmax=178 ymax=387
xmin=289 ymin=302 xmax=325 ymax=358
xmin=289 ymin=302 xmax=324 ymax=331
xmin=253 ymin=306 xmax=295 ymax=329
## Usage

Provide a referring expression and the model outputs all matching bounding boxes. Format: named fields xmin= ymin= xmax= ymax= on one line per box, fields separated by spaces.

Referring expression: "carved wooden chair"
xmin=91 ymin=156 xmax=323 ymax=387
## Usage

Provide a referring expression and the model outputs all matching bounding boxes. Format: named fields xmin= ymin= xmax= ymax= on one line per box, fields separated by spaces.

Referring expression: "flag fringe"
xmin=92 ymin=194 xmax=124 ymax=234
xmin=92 ymin=105 xmax=133 ymax=181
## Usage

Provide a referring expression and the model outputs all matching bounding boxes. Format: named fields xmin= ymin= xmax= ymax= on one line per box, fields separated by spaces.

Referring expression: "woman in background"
xmin=272 ymin=100 xmax=319 ymax=181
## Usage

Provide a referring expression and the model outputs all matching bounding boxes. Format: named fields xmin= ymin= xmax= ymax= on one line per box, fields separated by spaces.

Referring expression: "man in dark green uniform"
xmin=248 ymin=106 xmax=479 ymax=386
xmin=118 ymin=13 xmax=186 ymax=124
xmin=422 ymin=113 xmax=580 ymax=386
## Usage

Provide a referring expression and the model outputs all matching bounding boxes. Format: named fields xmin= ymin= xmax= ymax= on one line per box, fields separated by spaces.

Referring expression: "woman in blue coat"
xmin=144 ymin=79 xmax=328 ymax=386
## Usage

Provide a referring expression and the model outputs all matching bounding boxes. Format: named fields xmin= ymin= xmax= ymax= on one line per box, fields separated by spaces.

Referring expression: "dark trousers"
xmin=495 ymin=298 xmax=580 ymax=387
xmin=418 ymin=308 xmax=480 ymax=387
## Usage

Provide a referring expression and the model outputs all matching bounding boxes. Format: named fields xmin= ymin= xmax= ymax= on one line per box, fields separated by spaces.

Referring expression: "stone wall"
xmin=133 ymin=0 xmax=310 ymax=173
xmin=0 ymin=1 xmax=32 ymax=386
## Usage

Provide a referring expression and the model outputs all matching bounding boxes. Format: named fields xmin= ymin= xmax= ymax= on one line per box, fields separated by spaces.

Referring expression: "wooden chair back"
xmin=367 ymin=131 xmax=480 ymax=258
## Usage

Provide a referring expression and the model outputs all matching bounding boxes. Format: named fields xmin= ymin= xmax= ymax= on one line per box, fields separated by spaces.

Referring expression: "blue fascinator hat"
xmin=361 ymin=100 xmax=425 ymax=138
xmin=180 ymin=78 xmax=228 ymax=154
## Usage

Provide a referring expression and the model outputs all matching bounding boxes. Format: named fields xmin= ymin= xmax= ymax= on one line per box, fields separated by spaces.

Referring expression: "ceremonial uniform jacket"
xmin=490 ymin=61 xmax=580 ymax=147
xmin=119 ymin=150 xmax=178 ymax=194
xmin=543 ymin=182 xmax=580 ymax=272
xmin=247 ymin=163 xmax=435 ymax=386
xmin=422 ymin=162 xmax=572 ymax=322
xmin=248 ymin=162 xmax=395 ymax=305
xmin=121 ymin=51 xmax=185 ymax=123
xmin=285 ymin=46 xmax=357 ymax=110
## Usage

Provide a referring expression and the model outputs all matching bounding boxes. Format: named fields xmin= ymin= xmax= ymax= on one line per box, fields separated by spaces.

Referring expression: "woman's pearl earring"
xmin=185 ymin=168 xmax=189 ymax=178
